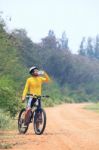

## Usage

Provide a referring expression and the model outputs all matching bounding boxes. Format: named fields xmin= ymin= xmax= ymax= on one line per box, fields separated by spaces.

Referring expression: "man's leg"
xmin=31 ymin=98 xmax=41 ymax=131
xmin=24 ymin=97 xmax=32 ymax=126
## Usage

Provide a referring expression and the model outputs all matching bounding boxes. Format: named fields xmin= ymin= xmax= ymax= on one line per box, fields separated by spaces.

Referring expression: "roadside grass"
xmin=0 ymin=109 xmax=17 ymax=130
xmin=0 ymin=134 xmax=16 ymax=140
xmin=84 ymin=103 xmax=99 ymax=113
xmin=0 ymin=143 xmax=13 ymax=149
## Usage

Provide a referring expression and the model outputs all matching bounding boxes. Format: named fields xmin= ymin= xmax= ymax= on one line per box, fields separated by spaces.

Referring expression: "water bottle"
xmin=38 ymin=70 xmax=44 ymax=75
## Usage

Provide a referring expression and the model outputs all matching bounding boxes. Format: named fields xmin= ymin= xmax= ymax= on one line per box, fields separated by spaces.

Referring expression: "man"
xmin=22 ymin=66 xmax=51 ymax=126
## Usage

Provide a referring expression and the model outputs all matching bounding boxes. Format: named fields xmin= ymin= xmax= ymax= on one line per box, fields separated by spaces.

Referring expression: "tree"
xmin=79 ymin=37 xmax=86 ymax=56
xmin=61 ymin=31 xmax=68 ymax=49
xmin=94 ymin=34 xmax=99 ymax=59
xmin=42 ymin=30 xmax=57 ymax=49
xmin=48 ymin=30 xmax=55 ymax=37
xmin=86 ymin=37 xmax=94 ymax=58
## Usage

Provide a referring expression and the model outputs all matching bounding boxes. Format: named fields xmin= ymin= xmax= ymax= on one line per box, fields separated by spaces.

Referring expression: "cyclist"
xmin=22 ymin=66 xmax=51 ymax=127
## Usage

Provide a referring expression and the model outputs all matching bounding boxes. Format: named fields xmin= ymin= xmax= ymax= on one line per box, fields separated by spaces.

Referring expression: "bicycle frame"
xmin=26 ymin=94 xmax=49 ymax=110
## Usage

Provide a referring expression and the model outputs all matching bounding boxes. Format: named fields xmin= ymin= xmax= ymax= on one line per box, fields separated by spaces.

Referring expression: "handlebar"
xmin=26 ymin=94 xmax=49 ymax=98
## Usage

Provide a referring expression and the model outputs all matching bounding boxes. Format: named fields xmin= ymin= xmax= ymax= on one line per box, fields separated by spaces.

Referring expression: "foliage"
xmin=0 ymin=87 xmax=19 ymax=116
xmin=0 ymin=109 xmax=17 ymax=129
xmin=79 ymin=35 xmax=99 ymax=59
xmin=0 ymin=143 xmax=12 ymax=149
xmin=0 ymin=77 xmax=23 ymax=116
xmin=84 ymin=103 xmax=99 ymax=113
xmin=1 ymin=15 xmax=99 ymax=119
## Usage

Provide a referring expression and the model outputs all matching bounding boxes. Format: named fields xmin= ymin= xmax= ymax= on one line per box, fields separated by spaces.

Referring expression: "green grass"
xmin=0 ymin=109 xmax=17 ymax=130
xmin=0 ymin=143 xmax=12 ymax=149
xmin=0 ymin=134 xmax=16 ymax=140
xmin=84 ymin=103 xmax=99 ymax=113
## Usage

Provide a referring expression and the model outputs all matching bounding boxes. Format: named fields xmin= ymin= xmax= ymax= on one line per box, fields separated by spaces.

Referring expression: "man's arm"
xmin=22 ymin=79 xmax=29 ymax=102
xmin=41 ymin=71 xmax=51 ymax=83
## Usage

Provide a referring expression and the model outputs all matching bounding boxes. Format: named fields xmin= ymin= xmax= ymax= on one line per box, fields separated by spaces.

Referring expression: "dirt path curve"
xmin=1 ymin=103 xmax=99 ymax=150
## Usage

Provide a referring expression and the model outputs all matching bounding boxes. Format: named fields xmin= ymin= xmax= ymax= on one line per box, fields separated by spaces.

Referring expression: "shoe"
xmin=37 ymin=128 xmax=40 ymax=133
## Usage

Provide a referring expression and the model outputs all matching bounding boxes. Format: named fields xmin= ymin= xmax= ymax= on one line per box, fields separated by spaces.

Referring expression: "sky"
xmin=0 ymin=0 xmax=99 ymax=53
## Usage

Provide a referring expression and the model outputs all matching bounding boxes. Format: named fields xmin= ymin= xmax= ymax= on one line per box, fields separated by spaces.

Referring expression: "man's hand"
xmin=43 ymin=71 xmax=51 ymax=82
xmin=22 ymin=96 xmax=25 ymax=103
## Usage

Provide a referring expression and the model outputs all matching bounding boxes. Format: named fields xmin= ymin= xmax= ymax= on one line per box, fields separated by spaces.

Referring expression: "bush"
xmin=0 ymin=109 xmax=16 ymax=130
xmin=0 ymin=143 xmax=12 ymax=149
xmin=63 ymin=96 xmax=74 ymax=103
xmin=0 ymin=85 xmax=22 ymax=117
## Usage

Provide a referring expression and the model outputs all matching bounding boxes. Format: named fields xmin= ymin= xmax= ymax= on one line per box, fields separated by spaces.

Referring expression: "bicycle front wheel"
xmin=18 ymin=108 xmax=28 ymax=134
xmin=33 ymin=108 xmax=46 ymax=135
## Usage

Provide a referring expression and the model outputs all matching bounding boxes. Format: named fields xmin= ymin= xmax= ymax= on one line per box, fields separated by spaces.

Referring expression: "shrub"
xmin=0 ymin=86 xmax=22 ymax=117
xmin=0 ymin=109 xmax=16 ymax=130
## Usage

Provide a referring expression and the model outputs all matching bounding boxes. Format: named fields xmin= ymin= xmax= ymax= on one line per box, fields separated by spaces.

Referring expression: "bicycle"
xmin=18 ymin=94 xmax=49 ymax=135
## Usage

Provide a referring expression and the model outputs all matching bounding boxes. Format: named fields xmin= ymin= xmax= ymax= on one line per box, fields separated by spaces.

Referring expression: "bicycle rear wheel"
xmin=18 ymin=108 xmax=28 ymax=134
xmin=33 ymin=108 xmax=46 ymax=135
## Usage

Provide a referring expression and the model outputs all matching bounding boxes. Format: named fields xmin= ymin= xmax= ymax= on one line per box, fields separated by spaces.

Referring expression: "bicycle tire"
xmin=33 ymin=108 xmax=46 ymax=135
xmin=18 ymin=108 xmax=28 ymax=134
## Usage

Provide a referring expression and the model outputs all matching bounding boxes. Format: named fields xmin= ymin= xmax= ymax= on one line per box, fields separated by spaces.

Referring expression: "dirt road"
xmin=1 ymin=103 xmax=99 ymax=150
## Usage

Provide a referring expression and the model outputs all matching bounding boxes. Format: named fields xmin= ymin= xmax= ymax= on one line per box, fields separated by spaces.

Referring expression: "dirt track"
xmin=1 ymin=103 xmax=99 ymax=150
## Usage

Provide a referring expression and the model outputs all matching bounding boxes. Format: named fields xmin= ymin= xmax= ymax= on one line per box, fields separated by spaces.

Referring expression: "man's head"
xmin=29 ymin=66 xmax=39 ymax=76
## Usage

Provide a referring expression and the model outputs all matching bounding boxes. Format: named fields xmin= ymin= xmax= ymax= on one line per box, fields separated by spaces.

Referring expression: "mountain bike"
xmin=18 ymin=94 xmax=49 ymax=135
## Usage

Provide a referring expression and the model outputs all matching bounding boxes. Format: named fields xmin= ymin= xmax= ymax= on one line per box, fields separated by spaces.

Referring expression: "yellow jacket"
xmin=22 ymin=72 xmax=50 ymax=97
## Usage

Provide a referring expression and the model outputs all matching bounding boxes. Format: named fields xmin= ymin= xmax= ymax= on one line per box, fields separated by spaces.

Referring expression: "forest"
xmin=0 ymin=15 xmax=99 ymax=119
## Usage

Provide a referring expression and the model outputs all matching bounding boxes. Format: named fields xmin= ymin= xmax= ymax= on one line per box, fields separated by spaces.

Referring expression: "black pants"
xmin=31 ymin=98 xmax=37 ymax=108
